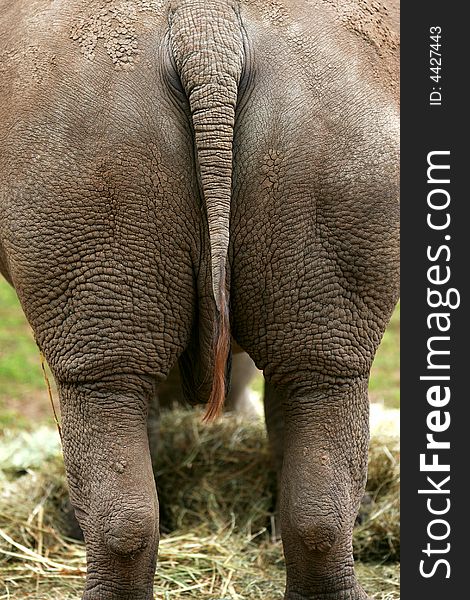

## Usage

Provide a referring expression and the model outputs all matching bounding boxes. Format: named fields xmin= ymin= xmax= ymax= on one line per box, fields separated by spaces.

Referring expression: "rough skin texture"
xmin=0 ymin=1 xmax=399 ymax=598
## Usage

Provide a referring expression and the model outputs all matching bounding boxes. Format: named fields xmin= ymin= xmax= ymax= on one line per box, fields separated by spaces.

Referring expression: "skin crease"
xmin=0 ymin=1 xmax=399 ymax=599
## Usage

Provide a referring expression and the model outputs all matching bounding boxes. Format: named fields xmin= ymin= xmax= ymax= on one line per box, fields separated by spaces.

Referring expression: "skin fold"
xmin=0 ymin=1 xmax=399 ymax=599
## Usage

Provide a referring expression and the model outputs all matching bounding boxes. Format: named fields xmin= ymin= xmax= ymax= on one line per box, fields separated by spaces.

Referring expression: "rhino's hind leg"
xmin=59 ymin=375 xmax=159 ymax=600
xmin=280 ymin=378 xmax=371 ymax=600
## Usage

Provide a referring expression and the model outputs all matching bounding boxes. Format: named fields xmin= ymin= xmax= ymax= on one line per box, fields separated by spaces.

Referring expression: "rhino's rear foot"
xmin=285 ymin=583 xmax=371 ymax=600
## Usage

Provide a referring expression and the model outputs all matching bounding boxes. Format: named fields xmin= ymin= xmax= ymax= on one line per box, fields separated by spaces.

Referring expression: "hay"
xmin=0 ymin=409 xmax=399 ymax=599
xmin=355 ymin=436 xmax=400 ymax=562
xmin=156 ymin=409 xmax=275 ymax=534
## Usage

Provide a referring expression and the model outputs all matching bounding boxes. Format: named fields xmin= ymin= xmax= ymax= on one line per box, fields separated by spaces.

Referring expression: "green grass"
xmin=0 ymin=281 xmax=48 ymax=428
xmin=369 ymin=304 xmax=400 ymax=408
xmin=0 ymin=278 xmax=400 ymax=428
xmin=0 ymin=282 xmax=41 ymax=386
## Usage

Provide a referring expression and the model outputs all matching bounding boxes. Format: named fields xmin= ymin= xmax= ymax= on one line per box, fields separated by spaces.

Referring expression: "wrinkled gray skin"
xmin=0 ymin=0 xmax=399 ymax=598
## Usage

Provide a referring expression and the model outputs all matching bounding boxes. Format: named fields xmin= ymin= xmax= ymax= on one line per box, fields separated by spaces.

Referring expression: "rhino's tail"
xmin=169 ymin=1 xmax=245 ymax=421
